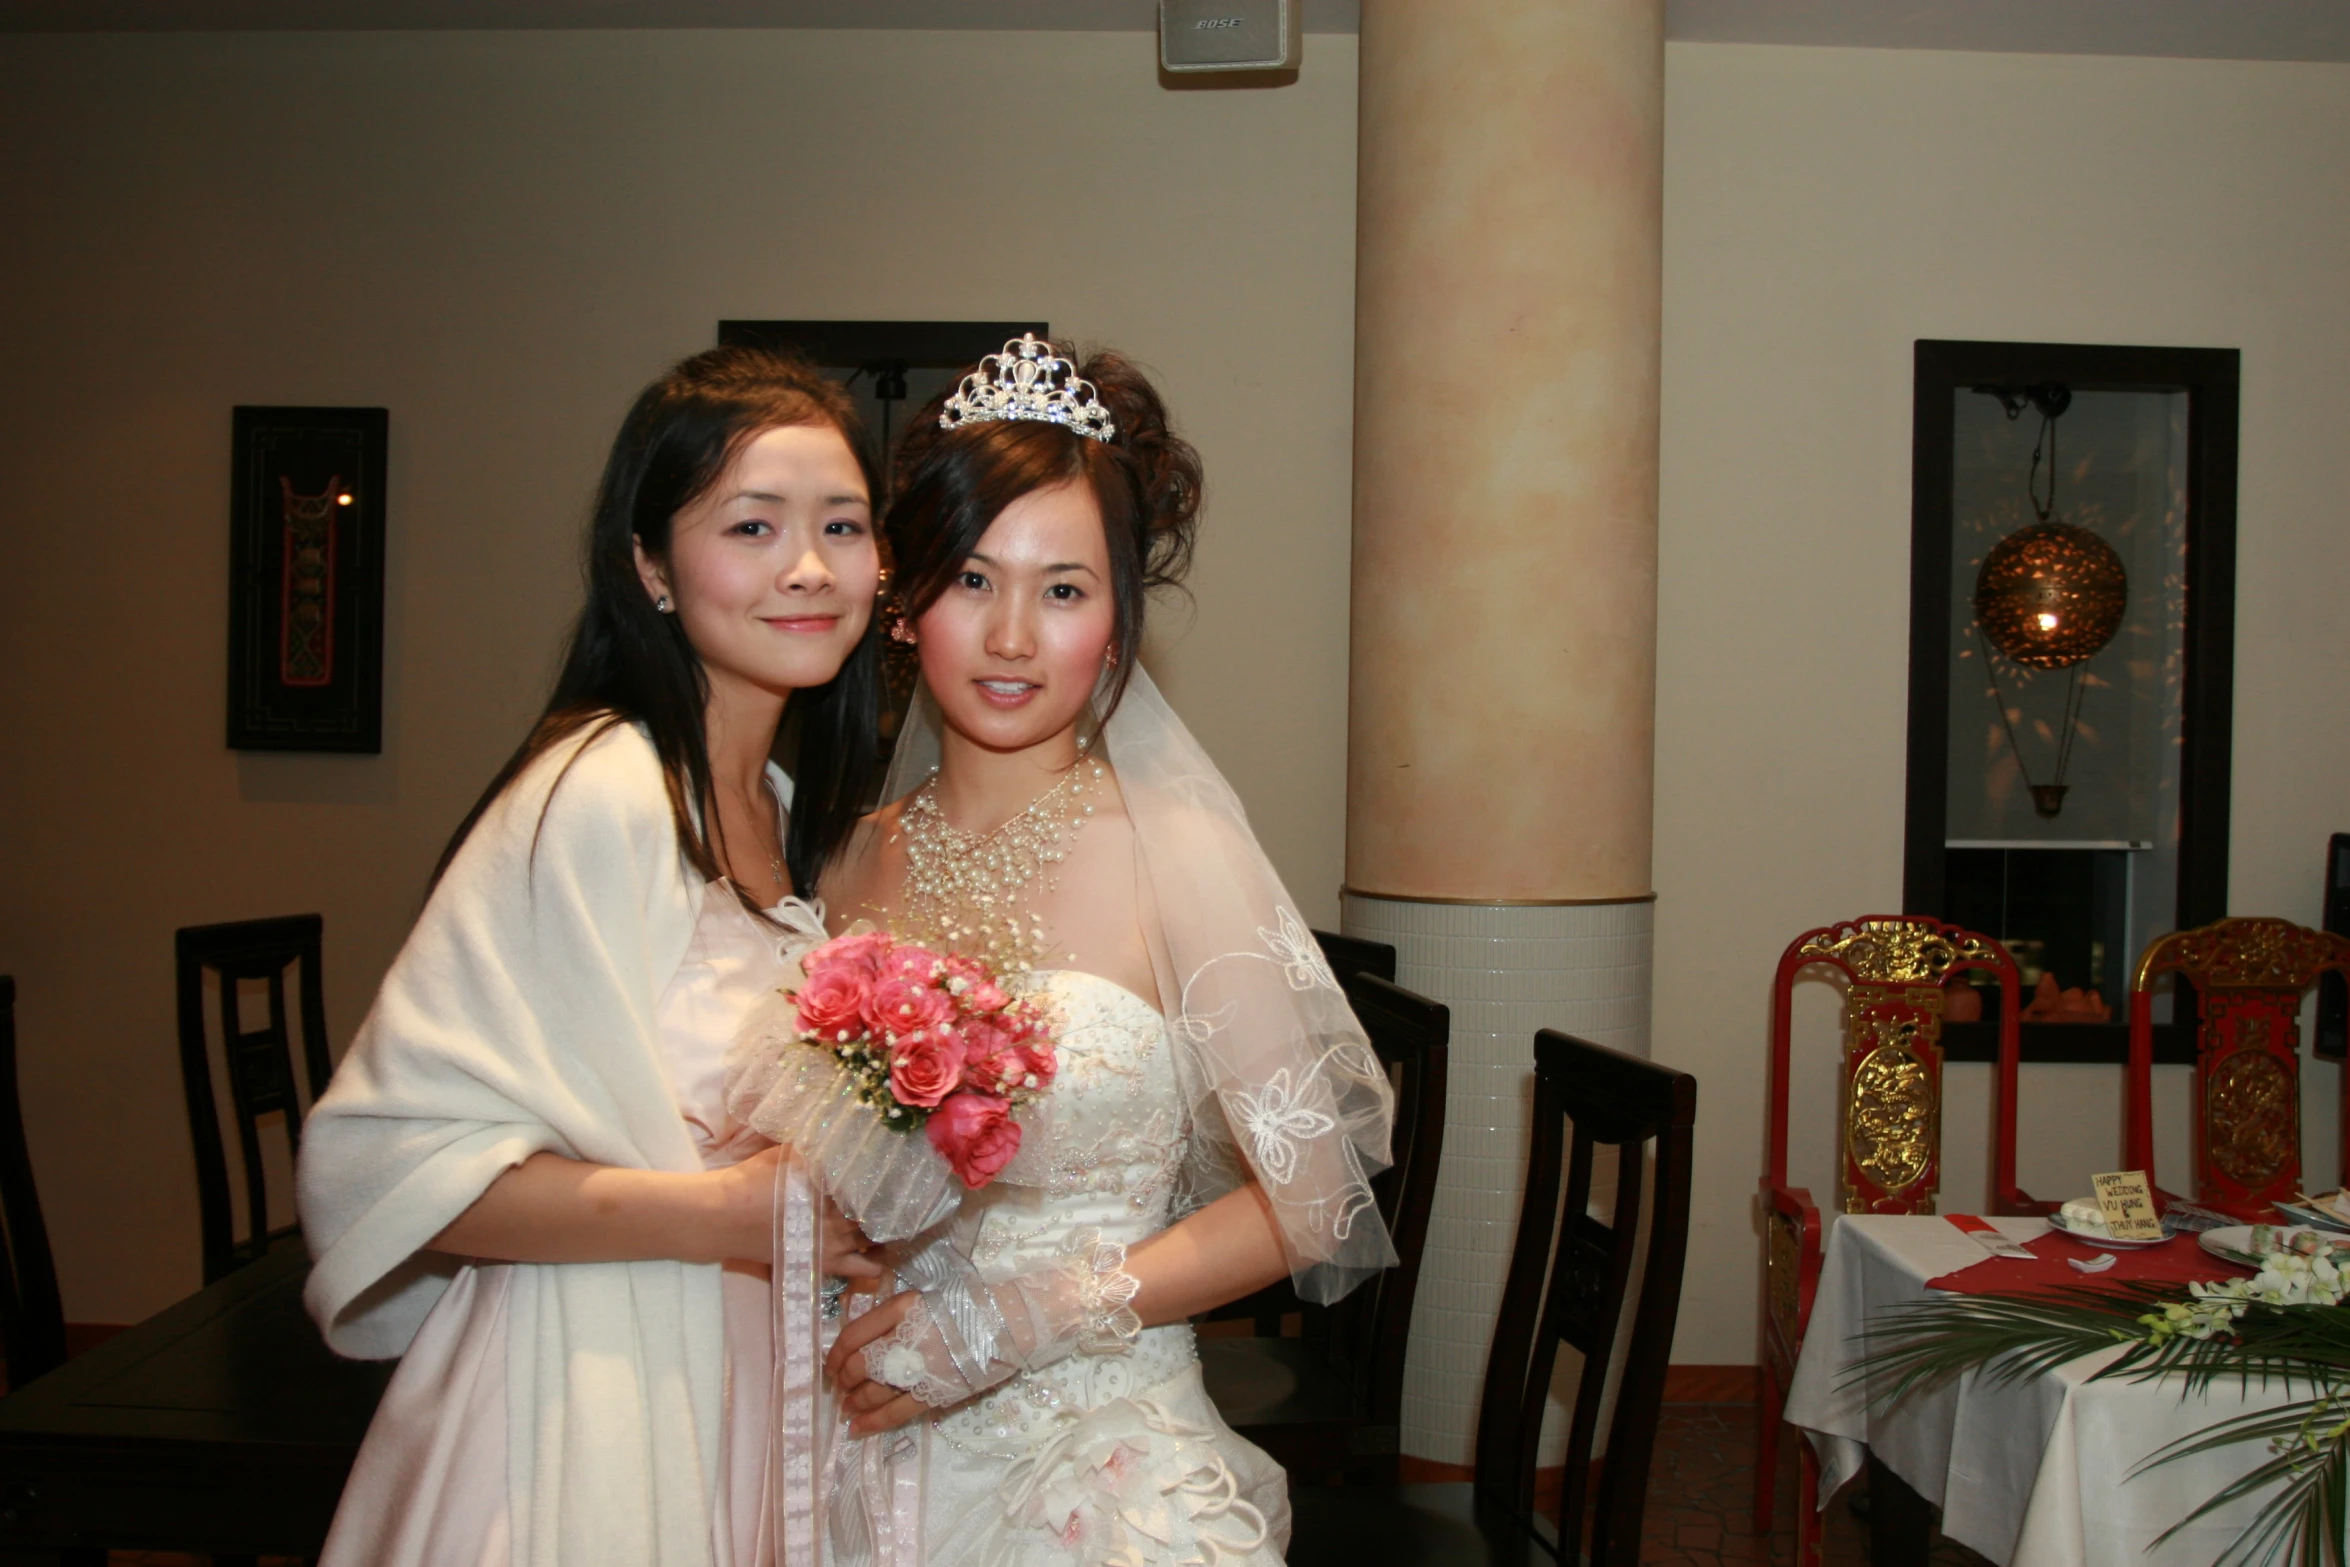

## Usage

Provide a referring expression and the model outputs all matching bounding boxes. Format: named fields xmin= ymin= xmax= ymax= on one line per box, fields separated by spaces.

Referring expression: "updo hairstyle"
xmin=885 ymin=349 xmax=1202 ymax=716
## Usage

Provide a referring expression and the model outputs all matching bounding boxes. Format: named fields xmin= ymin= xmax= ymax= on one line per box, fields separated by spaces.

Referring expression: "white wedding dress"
xmin=887 ymin=967 xmax=1289 ymax=1567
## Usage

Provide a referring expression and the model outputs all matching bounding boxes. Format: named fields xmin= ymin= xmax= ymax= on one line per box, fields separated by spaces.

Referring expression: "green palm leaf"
xmin=1852 ymin=1288 xmax=2350 ymax=1567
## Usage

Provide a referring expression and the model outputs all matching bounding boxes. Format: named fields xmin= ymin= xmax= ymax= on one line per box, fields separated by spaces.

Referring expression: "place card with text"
xmin=2091 ymin=1170 xmax=2165 ymax=1242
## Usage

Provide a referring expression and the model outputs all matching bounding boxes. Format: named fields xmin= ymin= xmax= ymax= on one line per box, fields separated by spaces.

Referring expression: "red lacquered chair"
xmin=2124 ymin=917 xmax=2350 ymax=1221
xmin=1755 ymin=915 xmax=2024 ymax=1567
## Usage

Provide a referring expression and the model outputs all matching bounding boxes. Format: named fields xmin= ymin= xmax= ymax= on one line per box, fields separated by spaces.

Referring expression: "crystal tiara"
xmin=938 ymin=334 xmax=1116 ymax=443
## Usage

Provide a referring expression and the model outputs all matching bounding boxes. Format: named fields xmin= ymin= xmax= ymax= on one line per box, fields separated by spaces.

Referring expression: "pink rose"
xmin=865 ymin=977 xmax=954 ymax=1040
xmin=888 ymin=1032 xmax=963 ymax=1110
xmin=794 ymin=966 xmax=871 ymax=1041
xmin=811 ymin=930 xmax=893 ymax=983
xmin=959 ymin=979 xmax=1012 ymax=1016
xmin=936 ymin=955 xmax=1010 ymax=1013
xmin=927 ymin=1092 xmax=1022 ymax=1188
xmin=881 ymin=946 xmax=943 ymax=986
xmin=959 ymin=1019 xmax=1055 ymax=1095
xmin=956 ymin=1019 xmax=1015 ymax=1090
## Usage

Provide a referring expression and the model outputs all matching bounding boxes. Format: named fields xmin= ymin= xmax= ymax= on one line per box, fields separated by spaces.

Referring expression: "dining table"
xmin=0 ymin=1237 xmax=389 ymax=1558
xmin=1783 ymin=1212 xmax=2307 ymax=1567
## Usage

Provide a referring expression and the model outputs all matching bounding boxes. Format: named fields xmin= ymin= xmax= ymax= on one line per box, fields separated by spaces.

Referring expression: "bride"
xmin=813 ymin=337 xmax=1396 ymax=1564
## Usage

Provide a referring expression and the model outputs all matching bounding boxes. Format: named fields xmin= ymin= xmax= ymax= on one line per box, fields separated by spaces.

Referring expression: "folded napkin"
xmin=1926 ymin=1230 xmax=2245 ymax=1295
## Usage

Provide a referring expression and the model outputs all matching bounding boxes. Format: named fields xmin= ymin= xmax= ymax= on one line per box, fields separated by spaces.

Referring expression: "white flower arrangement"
xmin=2152 ymin=1248 xmax=2350 ymax=1344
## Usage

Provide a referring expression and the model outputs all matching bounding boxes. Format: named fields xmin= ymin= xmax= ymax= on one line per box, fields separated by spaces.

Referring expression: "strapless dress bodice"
xmin=930 ymin=969 xmax=1201 ymax=1456
xmin=875 ymin=972 xmax=1284 ymax=1566
xmin=955 ymin=968 xmax=1190 ymax=1273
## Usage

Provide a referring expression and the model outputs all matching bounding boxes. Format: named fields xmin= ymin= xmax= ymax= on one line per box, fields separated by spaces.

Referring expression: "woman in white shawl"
xmin=808 ymin=339 xmax=1397 ymax=1565
xmin=296 ymin=347 xmax=887 ymax=1567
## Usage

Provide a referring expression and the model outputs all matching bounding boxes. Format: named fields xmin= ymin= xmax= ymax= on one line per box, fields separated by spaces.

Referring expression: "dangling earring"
xmin=889 ymin=617 xmax=918 ymax=646
xmin=1103 ymin=645 xmax=1120 ymax=667
xmin=654 ymin=594 xmax=672 ymax=614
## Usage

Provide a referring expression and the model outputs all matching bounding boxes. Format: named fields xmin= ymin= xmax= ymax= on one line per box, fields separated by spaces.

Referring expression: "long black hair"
xmin=885 ymin=348 xmax=1201 ymax=722
xmin=438 ymin=346 xmax=882 ymax=899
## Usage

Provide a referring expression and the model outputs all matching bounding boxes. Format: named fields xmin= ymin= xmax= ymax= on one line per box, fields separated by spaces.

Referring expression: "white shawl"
xmin=297 ymin=721 xmax=730 ymax=1567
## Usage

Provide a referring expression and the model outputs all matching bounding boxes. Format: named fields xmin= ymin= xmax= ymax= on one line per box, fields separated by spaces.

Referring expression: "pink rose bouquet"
xmin=787 ymin=930 xmax=1057 ymax=1189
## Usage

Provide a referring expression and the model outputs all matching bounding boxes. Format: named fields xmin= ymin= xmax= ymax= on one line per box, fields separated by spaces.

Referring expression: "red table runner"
xmin=1926 ymin=1228 xmax=2247 ymax=1295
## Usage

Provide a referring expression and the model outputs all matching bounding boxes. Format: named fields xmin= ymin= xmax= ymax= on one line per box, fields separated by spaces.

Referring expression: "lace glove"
xmin=863 ymin=1230 xmax=1141 ymax=1409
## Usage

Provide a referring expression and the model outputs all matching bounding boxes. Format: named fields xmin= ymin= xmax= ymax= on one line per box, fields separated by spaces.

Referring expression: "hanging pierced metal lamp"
xmin=1967 ymin=384 xmax=2128 ymax=818
xmin=1973 ymin=521 xmax=2128 ymax=670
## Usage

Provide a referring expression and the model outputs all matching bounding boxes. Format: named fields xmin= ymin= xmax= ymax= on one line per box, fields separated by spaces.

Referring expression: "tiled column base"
xmin=1341 ymin=892 xmax=1654 ymax=1465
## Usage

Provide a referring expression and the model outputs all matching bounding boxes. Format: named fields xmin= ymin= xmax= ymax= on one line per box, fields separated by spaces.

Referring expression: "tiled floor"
xmin=1643 ymin=1402 xmax=1991 ymax=1567
xmin=99 ymin=1405 xmax=1988 ymax=1567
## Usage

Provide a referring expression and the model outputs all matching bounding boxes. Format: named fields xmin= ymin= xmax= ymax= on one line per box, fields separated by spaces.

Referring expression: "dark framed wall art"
xmin=227 ymin=406 xmax=388 ymax=753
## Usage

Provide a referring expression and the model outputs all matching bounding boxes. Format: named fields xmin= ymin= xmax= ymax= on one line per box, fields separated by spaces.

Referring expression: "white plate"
xmin=2198 ymin=1225 xmax=2315 ymax=1267
xmin=2274 ymin=1195 xmax=2350 ymax=1234
xmin=2047 ymin=1210 xmax=2174 ymax=1249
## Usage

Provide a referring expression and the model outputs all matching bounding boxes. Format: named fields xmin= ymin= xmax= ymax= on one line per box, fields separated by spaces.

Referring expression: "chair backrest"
xmin=1310 ymin=929 xmax=1397 ymax=989
xmin=1193 ymin=968 xmax=1448 ymax=1416
xmin=1766 ymin=915 xmax=2021 ymax=1216
xmin=0 ymin=978 xmax=66 ymax=1388
xmin=1199 ymin=929 xmax=1412 ymax=1334
xmin=2126 ymin=917 xmax=2350 ymax=1217
xmin=1474 ymin=1031 xmax=1695 ymax=1567
xmin=1331 ymin=972 xmax=1447 ymax=1442
xmin=175 ymin=915 xmax=332 ymax=1284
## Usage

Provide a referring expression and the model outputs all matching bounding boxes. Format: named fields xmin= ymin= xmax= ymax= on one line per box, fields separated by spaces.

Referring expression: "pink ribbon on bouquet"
xmin=771 ymin=1157 xmax=927 ymax=1567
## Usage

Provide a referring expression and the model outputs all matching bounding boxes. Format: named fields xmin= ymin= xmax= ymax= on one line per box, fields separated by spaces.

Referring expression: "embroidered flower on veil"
xmin=1258 ymin=907 xmax=1340 ymax=993
xmin=1228 ymin=1066 xmax=1338 ymax=1186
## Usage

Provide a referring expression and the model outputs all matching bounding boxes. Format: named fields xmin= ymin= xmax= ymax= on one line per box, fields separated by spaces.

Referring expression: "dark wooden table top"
xmin=0 ymin=1237 xmax=390 ymax=1554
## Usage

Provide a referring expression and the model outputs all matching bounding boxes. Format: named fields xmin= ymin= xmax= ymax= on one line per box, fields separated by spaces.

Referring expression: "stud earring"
xmin=1103 ymin=646 xmax=1120 ymax=667
xmin=889 ymin=617 xmax=918 ymax=646
xmin=654 ymin=594 xmax=672 ymax=614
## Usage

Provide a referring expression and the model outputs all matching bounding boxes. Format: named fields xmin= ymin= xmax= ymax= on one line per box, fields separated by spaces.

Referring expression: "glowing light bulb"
xmin=337 ymin=493 xmax=354 ymax=506
xmin=2035 ymin=612 xmax=2060 ymax=632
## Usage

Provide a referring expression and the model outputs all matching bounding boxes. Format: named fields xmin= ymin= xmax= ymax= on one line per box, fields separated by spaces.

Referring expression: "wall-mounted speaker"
xmin=1160 ymin=0 xmax=1299 ymax=74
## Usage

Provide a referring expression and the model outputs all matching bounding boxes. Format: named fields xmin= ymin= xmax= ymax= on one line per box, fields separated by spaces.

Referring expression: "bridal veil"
xmin=883 ymin=664 xmax=1399 ymax=1304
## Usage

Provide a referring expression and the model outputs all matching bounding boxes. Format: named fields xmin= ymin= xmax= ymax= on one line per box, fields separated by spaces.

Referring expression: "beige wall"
xmin=1657 ymin=42 xmax=2350 ymax=1361
xmin=6 ymin=26 xmax=2347 ymax=1367
xmin=0 ymin=28 xmax=1360 ymax=1323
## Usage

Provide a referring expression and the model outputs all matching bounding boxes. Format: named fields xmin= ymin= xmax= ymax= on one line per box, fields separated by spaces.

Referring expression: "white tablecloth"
xmin=1782 ymin=1214 xmax=2301 ymax=1567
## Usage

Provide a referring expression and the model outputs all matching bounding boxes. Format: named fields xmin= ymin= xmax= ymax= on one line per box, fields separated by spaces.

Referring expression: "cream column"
xmin=1341 ymin=0 xmax=1663 ymax=1465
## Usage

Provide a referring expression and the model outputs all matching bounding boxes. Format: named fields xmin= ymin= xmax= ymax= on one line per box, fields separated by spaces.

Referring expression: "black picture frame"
xmin=226 ymin=406 xmax=388 ymax=753
xmin=1904 ymin=341 xmax=2239 ymax=1064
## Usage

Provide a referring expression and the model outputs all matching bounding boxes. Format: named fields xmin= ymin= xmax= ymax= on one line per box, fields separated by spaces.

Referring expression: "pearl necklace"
xmin=897 ymin=753 xmax=1107 ymax=973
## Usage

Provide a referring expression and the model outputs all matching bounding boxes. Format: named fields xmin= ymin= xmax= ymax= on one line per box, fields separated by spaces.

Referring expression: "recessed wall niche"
xmin=1903 ymin=341 xmax=2240 ymax=1065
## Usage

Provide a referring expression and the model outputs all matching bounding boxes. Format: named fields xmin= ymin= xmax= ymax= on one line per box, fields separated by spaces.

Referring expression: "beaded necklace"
xmin=897 ymin=750 xmax=1108 ymax=974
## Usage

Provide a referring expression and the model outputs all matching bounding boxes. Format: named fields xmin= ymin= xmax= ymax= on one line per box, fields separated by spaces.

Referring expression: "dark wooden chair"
xmin=1310 ymin=928 xmax=1398 ymax=988
xmin=0 ymin=977 xmax=67 ymax=1391
xmin=1205 ymin=929 xmax=1400 ymax=1339
xmin=1287 ymin=1030 xmax=1697 ymax=1567
xmin=0 ymin=978 xmax=98 ymax=1567
xmin=1198 ymin=969 xmax=1448 ymax=1486
xmin=175 ymin=916 xmax=333 ymax=1284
